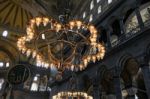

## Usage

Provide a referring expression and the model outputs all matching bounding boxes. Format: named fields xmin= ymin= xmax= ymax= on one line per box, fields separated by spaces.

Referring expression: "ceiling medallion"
xmin=17 ymin=17 xmax=105 ymax=71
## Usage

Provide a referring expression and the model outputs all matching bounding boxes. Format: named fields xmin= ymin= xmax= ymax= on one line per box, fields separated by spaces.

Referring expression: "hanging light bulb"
xmin=30 ymin=19 xmax=35 ymax=27
xmin=26 ymin=49 xmax=31 ymax=57
xmin=35 ymin=17 xmax=42 ymax=26
xmin=96 ymin=54 xmax=101 ymax=61
xmin=56 ymin=23 xmax=62 ymax=32
xmin=87 ymin=56 xmax=91 ymax=62
xmin=83 ymin=59 xmax=88 ymax=67
xmin=22 ymin=47 xmax=27 ymax=54
xmin=43 ymin=17 xmax=49 ymax=26
xmin=76 ymin=21 xmax=82 ymax=29
xmin=92 ymin=55 xmax=96 ymax=63
xmin=32 ymin=51 xmax=37 ymax=58
xmin=69 ymin=21 xmax=75 ymax=29
xmin=79 ymin=64 xmax=83 ymax=71
xmin=71 ymin=65 xmax=74 ymax=71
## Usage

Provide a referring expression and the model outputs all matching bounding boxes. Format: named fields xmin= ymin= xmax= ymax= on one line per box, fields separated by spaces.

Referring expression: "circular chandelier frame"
xmin=52 ymin=91 xmax=93 ymax=99
xmin=17 ymin=17 xmax=105 ymax=71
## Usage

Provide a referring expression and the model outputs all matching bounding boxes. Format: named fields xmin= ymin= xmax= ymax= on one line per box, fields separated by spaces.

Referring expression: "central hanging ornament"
xmin=17 ymin=17 xmax=105 ymax=71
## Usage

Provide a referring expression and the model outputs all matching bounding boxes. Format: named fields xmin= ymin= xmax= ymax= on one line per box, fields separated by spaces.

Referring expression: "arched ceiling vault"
xmin=0 ymin=0 xmax=85 ymax=33
xmin=0 ymin=0 xmax=30 ymax=31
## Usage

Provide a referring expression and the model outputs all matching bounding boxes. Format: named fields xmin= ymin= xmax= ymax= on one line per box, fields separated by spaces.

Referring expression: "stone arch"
xmin=117 ymin=53 xmax=132 ymax=70
xmin=0 ymin=39 xmax=19 ymax=64
xmin=97 ymin=65 xmax=108 ymax=80
xmin=117 ymin=53 xmax=139 ymax=77
xmin=117 ymin=54 xmax=139 ymax=94
xmin=119 ymin=3 xmax=134 ymax=18
xmin=97 ymin=65 xmax=114 ymax=95
xmin=123 ymin=8 xmax=136 ymax=23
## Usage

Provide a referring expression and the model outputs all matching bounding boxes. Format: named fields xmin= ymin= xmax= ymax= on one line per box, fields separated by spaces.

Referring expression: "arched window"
xmin=0 ymin=79 xmax=4 ymax=90
xmin=97 ymin=0 xmax=100 ymax=3
xmin=125 ymin=12 xmax=139 ymax=35
xmin=140 ymin=3 xmax=150 ymax=26
xmin=135 ymin=94 xmax=138 ymax=99
xmin=83 ymin=12 xmax=86 ymax=19
xmin=0 ymin=62 xmax=4 ymax=67
xmin=108 ymin=0 xmax=112 ymax=4
xmin=98 ymin=5 xmax=102 ymax=14
xmin=90 ymin=0 xmax=94 ymax=10
xmin=89 ymin=14 xmax=93 ymax=22
xmin=30 ymin=74 xmax=40 ymax=91
xmin=2 ymin=30 xmax=8 ymax=37
xmin=125 ymin=2 xmax=150 ymax=36
xmin=0 ymin=51 xmax=11 ymax=68
xmin=39 ymin=75 xmax=48 ymax=91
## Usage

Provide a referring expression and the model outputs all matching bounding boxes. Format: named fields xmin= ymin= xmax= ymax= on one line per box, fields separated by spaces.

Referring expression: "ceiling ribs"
xmin=2 ymin=4 xmax=15 ymax=24
xmin=25 ymin=10 xmax=29 ymax=23
xmin=21 ymin=7 xmax=24 ymax=29
xmin=0 ymin=1 xmax=11 ymax=13
xmin=13 ymin=6 xmax=19 ymax=27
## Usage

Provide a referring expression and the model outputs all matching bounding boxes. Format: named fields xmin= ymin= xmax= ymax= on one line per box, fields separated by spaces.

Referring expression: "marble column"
xmin=93 ymin=78 xmax=100 ymax=99
xmin=113 ymin=67 xmax=122 ymax=99
xmin=140 ymin=64 xmax=150 ymax=99
xmin=113 ymin=76 xmax=122 ymax=99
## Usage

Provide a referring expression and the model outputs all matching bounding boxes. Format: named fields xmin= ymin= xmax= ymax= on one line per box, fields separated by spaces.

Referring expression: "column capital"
xmin=125 ymin=87 xmax=137 ymax=96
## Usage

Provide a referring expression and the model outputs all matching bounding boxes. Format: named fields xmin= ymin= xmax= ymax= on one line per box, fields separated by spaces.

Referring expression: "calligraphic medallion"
xmin=7 ymin=64 xmax=30 ymax=85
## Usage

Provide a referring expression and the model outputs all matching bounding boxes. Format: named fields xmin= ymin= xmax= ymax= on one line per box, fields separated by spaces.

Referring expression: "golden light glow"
xmin=17 ymin=17 xmax=106 ymax=71
xmin=52 ymin=91 xmax=93 ymax=99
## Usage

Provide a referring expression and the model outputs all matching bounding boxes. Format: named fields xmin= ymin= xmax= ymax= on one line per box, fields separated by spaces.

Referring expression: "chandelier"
xmin=17 ymin=16 xmax=105 ymax=71
xmin=52 ymin=91 xmax=93 ymax=99
xmin=52 ymin=73 xmax=93 ymax=99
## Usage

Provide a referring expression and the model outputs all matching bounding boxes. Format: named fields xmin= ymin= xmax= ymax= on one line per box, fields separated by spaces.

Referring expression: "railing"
xmin=110 ymin=18 xmax=150 ymax=48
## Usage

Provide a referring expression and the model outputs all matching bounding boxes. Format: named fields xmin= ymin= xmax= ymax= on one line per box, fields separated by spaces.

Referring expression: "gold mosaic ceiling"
xmin=0 ymin=0 xmax=35 ymax=31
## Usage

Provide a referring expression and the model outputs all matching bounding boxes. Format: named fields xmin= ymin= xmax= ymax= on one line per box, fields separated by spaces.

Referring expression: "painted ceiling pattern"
xmin=0 ymin=0 xmax=34 ymax=31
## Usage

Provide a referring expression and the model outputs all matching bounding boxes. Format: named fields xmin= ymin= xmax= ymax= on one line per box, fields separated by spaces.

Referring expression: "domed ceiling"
xmin=0 ymin=0 xmax=45 ymax=32
xmin=0 ymin=0 xmax=84 ymax=33
xmin=0 ymin=0 xmax=89 ymax=77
